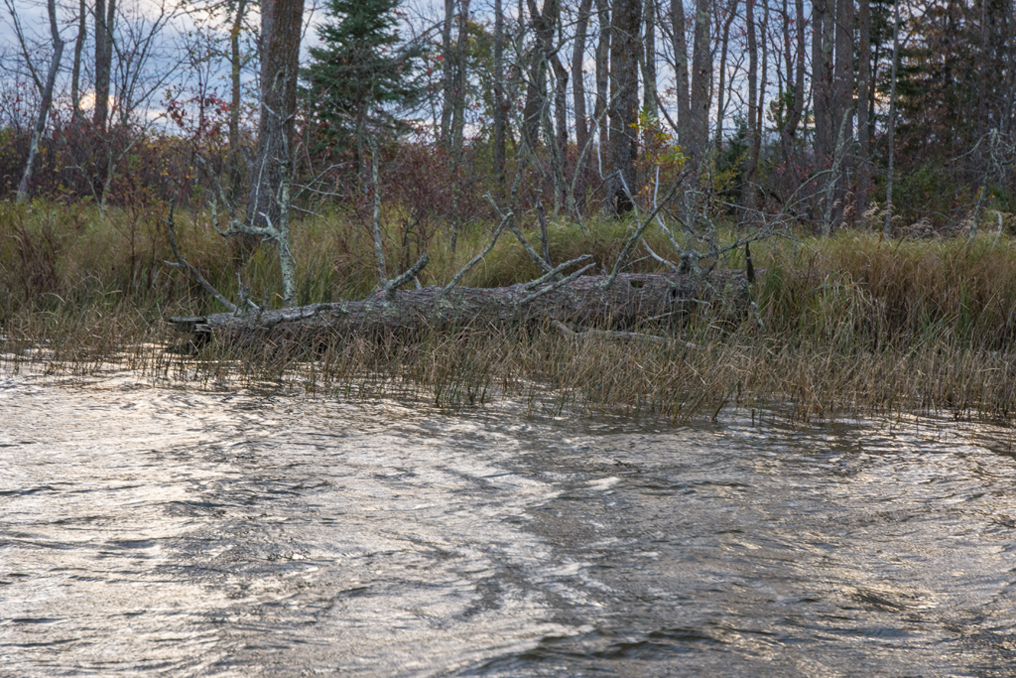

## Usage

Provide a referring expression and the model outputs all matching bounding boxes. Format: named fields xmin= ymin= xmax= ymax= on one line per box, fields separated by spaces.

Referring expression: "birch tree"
xmin=5 ymin=0 xmax=65 ymax=202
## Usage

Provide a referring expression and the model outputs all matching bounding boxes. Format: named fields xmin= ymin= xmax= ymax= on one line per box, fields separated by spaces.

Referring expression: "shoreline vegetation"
xmin=3 ymin=199 xmax=1016 ymax=423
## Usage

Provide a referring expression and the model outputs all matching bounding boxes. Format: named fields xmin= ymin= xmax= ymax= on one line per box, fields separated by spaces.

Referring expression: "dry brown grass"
xmin=4 ymin=201 xmax=1016 ymax=422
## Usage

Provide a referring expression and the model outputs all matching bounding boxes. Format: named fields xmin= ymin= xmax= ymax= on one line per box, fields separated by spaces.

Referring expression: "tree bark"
xmin=856 ymin=0 xmax=871 ymax=214
xmin=642 ymin=0 xmax=658 ymax=117
xmin=831 ymin=0 xmax=853 ymax=227
xmin=609 ymin=0 xmax=642 ymax=215
xmin=812 ymin=0 xmax=833 ymax=161
xmin=441 ymin=0 xmax=454 ymax=143
xmin=93 ymin=0 xmax=116 ymax=130
xmin=169 ymin=271 xmax=754 ymax=346
xmin=572 ymin=0 xmax=594 ymax=208
xmin=494 ymin=0 xmax=507 ymax=196
xmin=594 ymin=0 xmax=611 ymax=175
xmin=449 ymin=0 xmax=471 ymax=162
xmin=246 ymin=0 xmax=305 ymax=245
xmin=71 ymin=0 xmax=86 ymax=120
xmin=550 ymin=53 xmax=570 ymax=212
xmin=741 ymin=0 xmax=759 ymax=218
xmin=670 ymin=0 xmax=690 ymax=147
xmin=227 ymin=0 xmax=249 ymax=197
xmin=688 ymin=0 xmax=712 ymax=163
xmin=714 ymin=0 xmax=736 ymax=155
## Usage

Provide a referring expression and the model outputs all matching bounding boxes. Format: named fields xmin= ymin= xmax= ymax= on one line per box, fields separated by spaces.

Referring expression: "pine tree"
xmin=302 ymin=0 xmax=423 ymax=155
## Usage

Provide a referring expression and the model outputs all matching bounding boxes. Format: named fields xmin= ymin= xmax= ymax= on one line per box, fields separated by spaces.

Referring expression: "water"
xmin=2 ymin=371 xmax=1016 ymax=676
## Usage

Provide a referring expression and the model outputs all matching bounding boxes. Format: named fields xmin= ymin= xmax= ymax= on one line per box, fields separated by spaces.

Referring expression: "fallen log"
xmin=167 ymin=270 xmax=754 ymax=349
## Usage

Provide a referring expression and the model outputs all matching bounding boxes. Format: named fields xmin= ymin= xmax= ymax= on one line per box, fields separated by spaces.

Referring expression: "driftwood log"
xmin=167 ymin=270 xmax=754 ymax=348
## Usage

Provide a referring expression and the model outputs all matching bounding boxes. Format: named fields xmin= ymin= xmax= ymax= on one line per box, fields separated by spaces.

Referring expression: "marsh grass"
xmin=4 ymin=200 xmax=1016 ymax=422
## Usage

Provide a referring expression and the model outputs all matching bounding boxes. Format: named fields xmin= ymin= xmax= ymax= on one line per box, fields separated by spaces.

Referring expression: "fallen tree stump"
xmin=167 ymin=270 xmax=754 ymax=349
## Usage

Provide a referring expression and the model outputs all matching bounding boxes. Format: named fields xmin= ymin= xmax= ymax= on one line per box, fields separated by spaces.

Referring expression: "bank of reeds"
xmin=3 ymin=200 xmax=1016 ymax=422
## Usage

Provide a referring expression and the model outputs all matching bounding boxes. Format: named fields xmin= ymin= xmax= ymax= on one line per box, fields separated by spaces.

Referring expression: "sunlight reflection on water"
xmin=1 ymin=369 xmax=1015 ymax=676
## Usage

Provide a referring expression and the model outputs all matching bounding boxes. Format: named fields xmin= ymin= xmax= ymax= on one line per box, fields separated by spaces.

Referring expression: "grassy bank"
xmin=3 ymin=200 xmax=1016 ymax=422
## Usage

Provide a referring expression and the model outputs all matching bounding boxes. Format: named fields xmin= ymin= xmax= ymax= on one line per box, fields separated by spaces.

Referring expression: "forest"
xmin=5 ymin=0 xmax=1016 ymax=234
xmin=3 ymin=0 xmax=1016 ymax=419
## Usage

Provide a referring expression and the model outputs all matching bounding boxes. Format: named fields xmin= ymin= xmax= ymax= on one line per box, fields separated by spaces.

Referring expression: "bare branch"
xmin=521 ymin=263 xmax=597 ymax=305
xmin=164 ymin=203 xmax=238 ymax=314
xmin=602 ymin=180 xmax=683 ymax=290
xmin=484 ymin=192 xmax=556 ymax=276
xmin=523 ymin=254 xmax=593 ymax=290
xmin=385 ymin=253 xmax=430 ymax=301
xmin=442 ymin=210 xmax=512 ymax=295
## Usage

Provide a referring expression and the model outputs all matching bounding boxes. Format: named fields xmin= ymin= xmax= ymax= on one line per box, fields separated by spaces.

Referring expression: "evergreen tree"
xmin=302 ymin=0 xmax=423 ymax=156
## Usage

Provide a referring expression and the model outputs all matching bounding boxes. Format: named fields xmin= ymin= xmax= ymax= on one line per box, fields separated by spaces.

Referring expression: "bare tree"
xmin=494 ymin=0 xmax=507 ymax=195
xmin=521 ymin=0 xmax=560 ymax=151
xmin=642 ymin=0 xmax=658 ymax=117
xmin=779 ymin=0 xmax=805 ymax=166
xmin=572 ymin=0 xmax=594 ymax=207
xmin=70 ymin=0 xmax=86 ymax=120
xmin=5 ymin=0 xmax=65 ymax=202
xmin=608 ymin=0 xmax=642 ymax=215
xmin=883 ymin=0 xmax=899 ymax=237
xmin=87 ymin=0 xmax=181 ymax=208
xmin=713 ymin=0 xmax=736 ymax=155
xmin=94 ymin=0 xmax=117 ymax=130
xmin=440 ymin=0 xmax=454 ymax=142
xmin=246 ymin=0 xmax=305 ymax=252
xmin=670 ymin=0 xmax=690 ymax=147
xmin=593 ymin=0 xmax=610 ymax=172
xmin=742 ymin=0 xmax=759 ymax=217
xmin=227 ymin=0 xmax=252 ymax=196
xmin=688 ymin=0 xmax=711 ymax=163
xmin=830 ymin=0 xmax=853 ymax=227
xmin=812 ymin=0 xmax=833 ymax=161
xmin=449 ymin=0 xmax=471 ymax=162
xmin=856 ymin=0 xmax=872 ymax=213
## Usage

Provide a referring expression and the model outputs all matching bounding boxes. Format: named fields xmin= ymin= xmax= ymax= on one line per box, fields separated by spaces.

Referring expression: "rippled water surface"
xmin=2 ymin=371 xmax=1016 ymax=677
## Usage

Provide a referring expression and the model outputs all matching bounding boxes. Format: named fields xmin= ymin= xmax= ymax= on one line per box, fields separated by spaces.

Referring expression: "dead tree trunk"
xmin=169 ymin=271 xmax=753 ymax=347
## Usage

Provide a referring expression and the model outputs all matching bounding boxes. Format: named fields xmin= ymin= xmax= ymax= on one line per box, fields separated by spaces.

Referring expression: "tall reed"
xmin=4 ymin=201 xmax=1016 ymax=421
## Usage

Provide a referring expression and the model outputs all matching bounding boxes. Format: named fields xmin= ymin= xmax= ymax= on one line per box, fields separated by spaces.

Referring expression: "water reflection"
xmin=1 ymin=371 xmax=1015 ymax=676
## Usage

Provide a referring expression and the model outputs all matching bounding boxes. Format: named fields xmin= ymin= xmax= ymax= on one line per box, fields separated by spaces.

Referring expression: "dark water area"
xmin=2 ymin=371 xmax=1016 ymax=677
